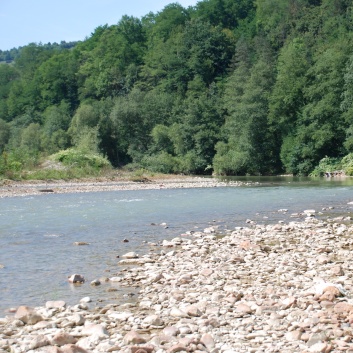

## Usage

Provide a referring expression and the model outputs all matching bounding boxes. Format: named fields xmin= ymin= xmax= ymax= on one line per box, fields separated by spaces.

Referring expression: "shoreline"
xmin=0 ymin=176 xmax=252 ymax=198
xmin=2 ymin=211 xmax=353 ymax=352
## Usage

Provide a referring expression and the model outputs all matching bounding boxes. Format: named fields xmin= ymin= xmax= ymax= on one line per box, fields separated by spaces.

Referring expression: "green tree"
xmin=20 ymin=123 xmax=42 ymax=153
xmin=0 ymin=64 xmax=19 ymax=121
xmin=195 ymin=0 xmax=255 ymax=29
xmin=0 ymin=119 xmax=10 ymax=153
xmin=77 ymin=16 xmax=146 ymax=100
xmin=36 ymin=51 xmax=79 ymax=111
xmin=68 ymin=104 xmax=100 ymax=146
xmin=281 ymin=42 xmax=349 ymax=174
xmin=214 ymin=51 xmax=275 ymax=175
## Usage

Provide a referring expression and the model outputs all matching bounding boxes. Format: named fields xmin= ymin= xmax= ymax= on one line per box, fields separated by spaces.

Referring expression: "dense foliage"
xmin=1 ymin=0 xmax=353 ymax=178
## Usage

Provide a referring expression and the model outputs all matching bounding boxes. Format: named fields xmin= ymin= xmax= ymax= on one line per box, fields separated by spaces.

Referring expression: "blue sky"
xmin=0 ymin=0 xmax=199 ymax=51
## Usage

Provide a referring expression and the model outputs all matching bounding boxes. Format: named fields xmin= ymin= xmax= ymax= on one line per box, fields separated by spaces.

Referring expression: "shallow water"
xmin=0 ymin=176 xmax=353 ymax=314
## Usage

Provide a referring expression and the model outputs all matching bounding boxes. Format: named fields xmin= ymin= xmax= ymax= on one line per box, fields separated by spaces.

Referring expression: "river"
xmin=0 ymin=176 xmax=352 ymax=314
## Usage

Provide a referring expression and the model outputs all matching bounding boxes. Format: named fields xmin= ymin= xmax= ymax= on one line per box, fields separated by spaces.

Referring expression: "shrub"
xmin=310 ymin=157 xmax=342 ymax=177
xmin=141 ymin=152 xmax=178 ymax=174
xmin=51 ymin=148 xmax=111 ymax=169
xmin=342 ymin=153 xmax=353 ymax=176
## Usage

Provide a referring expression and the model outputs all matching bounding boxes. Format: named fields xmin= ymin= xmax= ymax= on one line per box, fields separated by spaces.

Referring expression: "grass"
xmin=0 ymin=164 xmax=190 ymax=185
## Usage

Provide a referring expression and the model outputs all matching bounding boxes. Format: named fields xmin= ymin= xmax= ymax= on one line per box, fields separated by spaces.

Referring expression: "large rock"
xmin=14 ymin=306 xmax=43 ymax=325
xmin=68 ymin=274 xmax=85 ymax=283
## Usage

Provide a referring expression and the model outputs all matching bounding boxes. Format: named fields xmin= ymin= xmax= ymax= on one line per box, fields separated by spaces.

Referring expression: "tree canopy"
xmin=1 ymin=0 xmax=353 ymax=177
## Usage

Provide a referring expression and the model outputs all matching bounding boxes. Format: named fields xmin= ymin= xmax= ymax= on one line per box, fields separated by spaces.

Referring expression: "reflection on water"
xmin=0 ymin=177 xmax=352 ymax=313
xmin=217 ymin=175 xmax=353 ymax=187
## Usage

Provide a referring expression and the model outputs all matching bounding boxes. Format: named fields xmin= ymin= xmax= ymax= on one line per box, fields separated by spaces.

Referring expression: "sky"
xmin=0 ymin=0 xmax=199 ymax=51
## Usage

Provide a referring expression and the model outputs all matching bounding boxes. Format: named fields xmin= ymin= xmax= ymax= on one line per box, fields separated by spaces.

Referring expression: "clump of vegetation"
xmin=341 ymin=153 xmax=353 ymax=176
xmin=51 ymin=148 xmax=111 ymax=169
xmin=310 ymin=157 xmax=342 ymax=177
xmin=310 ymin=153 xmax=353 ymax=177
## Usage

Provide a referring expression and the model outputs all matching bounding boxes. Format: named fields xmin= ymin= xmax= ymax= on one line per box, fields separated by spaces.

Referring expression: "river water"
xmin=0 ymin=176 xmax=353 ymax=314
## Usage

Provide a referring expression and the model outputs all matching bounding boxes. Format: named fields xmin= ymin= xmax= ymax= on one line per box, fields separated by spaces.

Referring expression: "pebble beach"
xmin=0 ymin=177 xmax=248 ymax=198
xmin=1 ymin=198 xmax=353 ymax=352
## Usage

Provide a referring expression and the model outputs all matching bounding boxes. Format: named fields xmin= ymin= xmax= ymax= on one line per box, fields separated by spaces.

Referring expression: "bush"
xmin=177 ymin=151 xmax=207 ymax=175
xmin=141 ymin=152 xmax=178 ymax=174
xmin=310 ymin=156 xmax=342 ymax=177
xmin=342 ymin=153 xmax=353 ymax=176
xmin=51 ymin=148 xmax=111 ymax=169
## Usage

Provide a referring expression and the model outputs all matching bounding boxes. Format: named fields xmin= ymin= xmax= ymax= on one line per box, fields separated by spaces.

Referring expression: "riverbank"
xmin=2 ymin=210 xmax=353 ymax=352
xmin=0 ymin=176 xmax=252 ymax=198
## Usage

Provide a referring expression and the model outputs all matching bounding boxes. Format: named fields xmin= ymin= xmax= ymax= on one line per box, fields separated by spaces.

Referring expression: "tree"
xmin=20 ymin=123 xmax=42 ymax=153
xmin=14 ymin=43 xmax=54 ymax=80
xmin=144 ymin=3 xmax=190 ymax=42
xmin=68 ymin=104 xmax=100 ymax=146
xmin=214 ymin=49 xmax=275 ymax=175
xmin=77 ymin=17 xmax=146 ymax=100
xmin=0 ymin=119 xmax=10 ymax=153
xmin=281 ymin=42 xmax=349 ymax=174
xmin=195 ymin=0 xmax=255 ymax=29
xmin=36 ymin=51 xmax=79 ymax=111
xmin=0 ymin=64 xmax=19 ymax=121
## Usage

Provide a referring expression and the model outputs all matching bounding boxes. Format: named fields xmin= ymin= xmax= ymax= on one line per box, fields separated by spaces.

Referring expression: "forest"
xmin=1 ymin=0 xmax=353 ymax=179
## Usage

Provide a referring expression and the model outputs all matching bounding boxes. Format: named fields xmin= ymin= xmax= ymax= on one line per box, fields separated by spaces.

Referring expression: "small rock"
xmin=71 ymin=313 xmax=85 ymax=326
xmin=235 ymin=303 xmax=253 ymax=314
xmin=46 ymin=300 xmax=66 ymax=309
xmin=200 ymin=333 xmax=215 ymax=350
xmin=168 ymin=343 xmax=187 ymax=353
xmin=30 ymin=334 xmax=50 ymax=349
xmin=307 ymin=332 xmax=327 ymax=347
xmin=68 ymin=274 xmax=85 ymax=283
xmin=286 ymin=330 xmax=302 ymax=341
xmin=81 ymin=323 xmax=108 ymax=337
xmin=334 ymin=302 xmax=353 ymax=314
xmin=52 ymin=331 xmax=77 ymax=346
xmin=122 ymin=252 xmax=139 ymax=259
xmin=90 ymin=279 xmax=101 ymax=286
xmin=143 ymin=314 xmax=164 ymax=326
xmin=130 ymin=346 xmax=154 ymax=353
xmin=281 ymin=296 xmax=296 ymax=309
xmin=317 ymin=254 xmax=330 ymax=264
xmin=80 ymin=297 xmax=91 ymax=303
xmin=123 ymin=331 xmax=147 ymax=344
xmin=60 ymin=344 xmax=90 ymax=353
xmin=186 ymin=305 xmax=202 ymax=317
xmin=163 ymin=326 xmax=179 ymax=337
xmin=170 ymin=307 xmax=189 ymax=318
xmin=308 ymin=342 xmax=331 ymax=352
